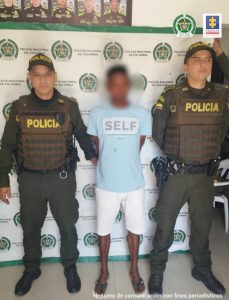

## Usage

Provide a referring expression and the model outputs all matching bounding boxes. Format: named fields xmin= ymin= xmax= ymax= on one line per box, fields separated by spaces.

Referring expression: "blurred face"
xmin=4 ymin=0 xmax=13 ymax=7
xmin=31 ymin=0 xmax=41 ymax=7
xmin=84 ymin=0 xmax=94 ymax=13
xmin=58 ymin=0 xmax=67 ymax=8
xmin=28 ymin=65 xmax=57 ymax=99
xmin=107 ymin=73 xmax=130 ymax=105
xmin=110 ymin=0 xmax=119 ymax=11
xmin=184 ymin=50 xmax=213 ymax=83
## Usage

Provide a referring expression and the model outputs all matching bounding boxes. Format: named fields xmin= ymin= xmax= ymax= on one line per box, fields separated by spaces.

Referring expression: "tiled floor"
xmin=0 ymin=208 xmax=228 ymax=300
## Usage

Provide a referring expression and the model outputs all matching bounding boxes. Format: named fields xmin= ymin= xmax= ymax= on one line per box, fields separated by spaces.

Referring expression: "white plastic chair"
xmin=214 ymin=159 xmax=229 ymax=233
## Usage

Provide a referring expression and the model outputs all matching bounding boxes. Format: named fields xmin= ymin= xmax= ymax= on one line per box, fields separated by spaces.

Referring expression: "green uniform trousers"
xmin=18 ymin=170 xmax=79 ymax=272
xmin=150 ymin=173 xmax=214 ymax=275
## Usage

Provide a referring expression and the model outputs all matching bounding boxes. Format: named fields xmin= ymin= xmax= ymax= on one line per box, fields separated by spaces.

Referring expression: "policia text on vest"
xmin=25 ymin=117 xmax=61 ymax=129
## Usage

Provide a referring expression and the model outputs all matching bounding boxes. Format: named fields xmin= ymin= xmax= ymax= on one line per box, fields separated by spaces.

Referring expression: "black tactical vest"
xmin=15 ymin=95 xmax=73 ymax=170
xmin=164 ymin=84 xmax=228 ymax=165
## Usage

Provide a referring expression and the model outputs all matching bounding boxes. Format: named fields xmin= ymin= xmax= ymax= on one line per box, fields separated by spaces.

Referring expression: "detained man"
xmin=87 ymin=65 xmax=151 ymax=296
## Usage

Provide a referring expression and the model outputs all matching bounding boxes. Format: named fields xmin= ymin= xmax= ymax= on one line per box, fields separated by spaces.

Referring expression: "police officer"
xmin=23 ymin=0 xmax=48 ymax=22
xmin=78 ymin=0 xmax=100 ymax=26
xmin=148 ymin=42 xmax=229 ymax=296
xmin=103 ymin=0 xmax=126 ymax=26
xmin=0 ymin=0 xmax=20 ymax=21
xmin=214 ymin=38 xmax=229 ymax=81
xmin=52 ymin=0 xmax=74 ymax=24
xmin=0 ymin=54 xmax=97 ymax=296
xmin=213 ymin=38 xmax=229 ymax=202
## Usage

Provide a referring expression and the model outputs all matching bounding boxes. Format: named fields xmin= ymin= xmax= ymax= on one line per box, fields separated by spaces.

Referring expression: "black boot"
xmin=64 ymin=265 xmax=81 ymax=294
xmin=192 ymin=268 xmax=225 ymax=295
xmin=148 ymin=273 xmax=163 ymax=296
xmin=15 ymin=269 xmax=41 ymax=296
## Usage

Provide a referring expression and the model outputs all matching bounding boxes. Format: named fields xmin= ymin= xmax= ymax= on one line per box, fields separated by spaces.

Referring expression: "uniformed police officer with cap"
xmin=78 ymin=0 xmax=100 ymax=26
xmin=148 ymin=42 xmax=229 ymax=296
xmin=52 ymin=0 xmax=74 ymax=24
xmin=23 ymin=0 xmax=48 ymax=21
xmin=0 ymin=0 xmax=20 ymax=21
xmin=0 ymin=53 xmax=97 ymax=296
xmin=103 ymin=0 xmax=126 ymax=26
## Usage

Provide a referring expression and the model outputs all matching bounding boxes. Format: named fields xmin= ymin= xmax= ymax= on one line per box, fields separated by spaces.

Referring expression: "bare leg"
xmin=127 ymin=231 xmax=145 ymax=293
xmin=94 ymin=234 xmax=110 ymax=294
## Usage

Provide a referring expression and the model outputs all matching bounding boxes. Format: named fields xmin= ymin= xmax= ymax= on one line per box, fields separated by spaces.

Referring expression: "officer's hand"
xmin=0 ymin=187 xmax=11 ymax=205
xmin=214 ymin=39 xmax=223 ymax=57
xmin=91 ymin=156 xmax=98 ymax=166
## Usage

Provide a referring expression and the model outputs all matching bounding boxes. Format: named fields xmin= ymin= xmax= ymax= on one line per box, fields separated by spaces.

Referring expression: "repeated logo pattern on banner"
xmin=0 ymin=28 xmax=208 ymax=266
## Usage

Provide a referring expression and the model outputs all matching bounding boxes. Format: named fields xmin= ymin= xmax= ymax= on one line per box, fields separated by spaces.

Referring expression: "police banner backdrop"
xmin=0 ymin=26 xmax=207 ymax=266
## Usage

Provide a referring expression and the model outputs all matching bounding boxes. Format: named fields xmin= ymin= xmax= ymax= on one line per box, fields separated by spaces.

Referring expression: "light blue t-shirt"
xmin=87 ymin=102 xmax=152 ymax=192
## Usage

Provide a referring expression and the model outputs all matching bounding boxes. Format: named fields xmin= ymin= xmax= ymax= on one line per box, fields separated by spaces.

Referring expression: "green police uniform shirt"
xmin=78 ymin=12 xmax=100 ymax=25
xmin=52 ymin=7 xmax=74 ymax=23
xmin=0 ymin=89 xmax=95 ymax=187
xmin=152 ymin=81 xmax=229 ymax=152
xmin=0 ymin=5 xmax=20 ymax=20
xmin=103 ymin=11 xmax=126 ymax=25
xmin=23 ymin=5 xmax=48 ymax=21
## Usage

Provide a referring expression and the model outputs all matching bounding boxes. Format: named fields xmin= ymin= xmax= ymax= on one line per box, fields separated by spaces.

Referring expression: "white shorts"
xmin=96 ymin=187 xmax=145 ymax=236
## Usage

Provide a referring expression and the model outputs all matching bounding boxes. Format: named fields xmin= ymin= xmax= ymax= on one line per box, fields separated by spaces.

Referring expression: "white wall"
xmin=132 ymin=0 xmax=229 ymax=27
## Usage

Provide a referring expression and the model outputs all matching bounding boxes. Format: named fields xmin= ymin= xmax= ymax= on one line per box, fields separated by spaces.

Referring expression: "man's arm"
xmin=152 ymin=90 xmax=172 ymax=150
xmin=70 ymin=102 xmax=96 ymax=161
xmin=0 ymin=102 xmax=19 ymax=204
xmin=91 ymin=136 xmax=99 ymax=155
xmin=214 ymin=39 xmax=229 ymax=81
xmin=140 ymin=136 xmax=146 ymax=150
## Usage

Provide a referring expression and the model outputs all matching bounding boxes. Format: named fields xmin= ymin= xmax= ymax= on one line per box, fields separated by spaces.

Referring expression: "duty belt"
xmin=167 ymin=161 xmax=210 ymax=175
xmin=22 ymin=167 xmax=63 ymax=174
xmin=22 ymin=166 xmax=73 ymax=179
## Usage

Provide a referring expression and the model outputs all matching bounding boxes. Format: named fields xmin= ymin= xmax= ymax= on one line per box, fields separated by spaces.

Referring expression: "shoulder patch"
xmin=161 ymin=84 xmax=180 ymax=94
xmin=155 ymin=94 xmax=167 ymax=110
xmin=162 ymin=85 xmax=175 ymax=93
xmin=155 ymin=95 xmax=165 ymax=110
xmin=155 ymin=103 xmax=163 ymax=110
